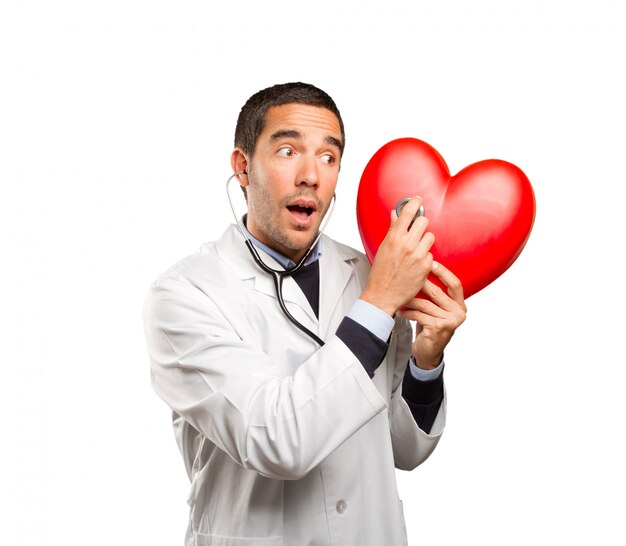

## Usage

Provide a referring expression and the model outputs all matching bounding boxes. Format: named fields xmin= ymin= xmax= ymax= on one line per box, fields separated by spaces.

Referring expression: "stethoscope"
xmin=225 ymin=171 xmax=425 ymax=347
xmin=226 ymin=171 xmax=336 ymax=347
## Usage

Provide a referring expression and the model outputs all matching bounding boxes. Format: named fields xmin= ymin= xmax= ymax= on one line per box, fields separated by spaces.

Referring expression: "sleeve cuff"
xmin=346 ymin=299 xmax=395 ymax=342
xmin=401 ymin=361 xmax=445 ymax=434
xmin=409 ymin=355 xmax=444 ymax=381
xmin=402 ymin=360 xmax=444 ymax=406
xmin=335 ymin=316 xmax=389 ymax=378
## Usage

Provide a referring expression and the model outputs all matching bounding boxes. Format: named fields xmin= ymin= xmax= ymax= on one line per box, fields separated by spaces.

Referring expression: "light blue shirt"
xmin=241 ymin=221 xmax=442 ymax=381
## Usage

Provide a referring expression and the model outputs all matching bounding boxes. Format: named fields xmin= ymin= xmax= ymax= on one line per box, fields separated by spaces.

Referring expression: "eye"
xmin=320 ymin=153 xmax=336 ymax=165
xmin=277 ymin=147 xmax=294 ymax=157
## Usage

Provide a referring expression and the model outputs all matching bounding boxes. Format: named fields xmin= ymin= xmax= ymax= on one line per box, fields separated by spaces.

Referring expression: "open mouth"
xmin=287 ymin=204 xmax=315 ymax=217
xmin=286 ymin=199 xmax=318 ymax=223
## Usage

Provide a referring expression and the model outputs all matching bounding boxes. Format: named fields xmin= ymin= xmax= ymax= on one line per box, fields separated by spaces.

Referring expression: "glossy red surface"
xmin=357 ymin=138 xmax=536 ymax=299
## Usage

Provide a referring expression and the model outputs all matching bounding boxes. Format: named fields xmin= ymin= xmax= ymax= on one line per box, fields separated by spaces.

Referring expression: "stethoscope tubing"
xmin=226 ymin=172 xmax=335 ymax=347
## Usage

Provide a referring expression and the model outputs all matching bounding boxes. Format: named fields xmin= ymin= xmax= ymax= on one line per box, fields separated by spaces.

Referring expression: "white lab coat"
xmin=143 ymin=224 xmax=446 ymax=546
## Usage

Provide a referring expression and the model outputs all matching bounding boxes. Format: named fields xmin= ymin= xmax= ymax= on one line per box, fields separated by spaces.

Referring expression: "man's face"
xmin=239 ymin=104 xmax=343 ymax=262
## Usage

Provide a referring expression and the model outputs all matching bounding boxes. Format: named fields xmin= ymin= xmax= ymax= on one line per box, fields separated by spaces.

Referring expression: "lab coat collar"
xmin=239 ymin=214 xmax=323 ymax=269
xmin=214 ymin=224 xmax=359 ymax=334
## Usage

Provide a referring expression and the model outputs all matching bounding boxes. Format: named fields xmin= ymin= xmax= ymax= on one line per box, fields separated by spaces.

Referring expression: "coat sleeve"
xmin=143 ymin=275 xmax=387 ymax=481
xmin=387 ymin=318 xmax=447 ymax=471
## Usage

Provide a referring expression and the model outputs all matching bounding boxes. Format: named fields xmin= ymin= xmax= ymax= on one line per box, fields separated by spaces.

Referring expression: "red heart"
xmin=356 ymin=138 xmax=536 ymax=299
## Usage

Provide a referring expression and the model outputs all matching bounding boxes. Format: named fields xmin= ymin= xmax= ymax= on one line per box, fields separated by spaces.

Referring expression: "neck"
xmin=245 ymin=219 xmax=313 ymax=264
xmin=242 ymin=216 xmax=318 ymax=267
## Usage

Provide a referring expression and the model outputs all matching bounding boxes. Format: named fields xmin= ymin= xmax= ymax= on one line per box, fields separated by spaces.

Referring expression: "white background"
xmin=2 ymin=0 xmax=625 ymax=544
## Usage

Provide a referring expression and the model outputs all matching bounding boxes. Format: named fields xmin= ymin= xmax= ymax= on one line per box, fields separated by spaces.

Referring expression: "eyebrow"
xmin=270 ymin=130 xmax=344 ymax=153
xmin=270 ymin=129 xmax=302 ymax=142
xmin=325 ymin=135 xmax=344 ymax=153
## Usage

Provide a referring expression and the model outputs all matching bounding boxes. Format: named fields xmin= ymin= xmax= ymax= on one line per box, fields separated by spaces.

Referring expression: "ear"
xmin=230 ymin=148 xmax=250 ymax=186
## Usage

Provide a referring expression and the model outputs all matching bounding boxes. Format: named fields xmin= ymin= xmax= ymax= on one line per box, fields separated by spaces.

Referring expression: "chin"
xmin=282 ymin=236 xmax=314 ymax=258
xmin=294 ymin=228 xmax=319 ymax=244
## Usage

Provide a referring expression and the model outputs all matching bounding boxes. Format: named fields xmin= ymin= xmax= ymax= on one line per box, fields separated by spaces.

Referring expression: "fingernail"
xmin=432 ymin=261 xmax=439 ymax=270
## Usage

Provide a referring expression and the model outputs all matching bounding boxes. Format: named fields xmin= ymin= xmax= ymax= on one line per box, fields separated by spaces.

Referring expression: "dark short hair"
xmin=234 ymin=82 xmax=345 ymax=157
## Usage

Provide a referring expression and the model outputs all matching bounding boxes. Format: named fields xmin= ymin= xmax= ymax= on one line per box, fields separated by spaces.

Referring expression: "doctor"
xmin=143 ymin=82 xmax=466 ymax=545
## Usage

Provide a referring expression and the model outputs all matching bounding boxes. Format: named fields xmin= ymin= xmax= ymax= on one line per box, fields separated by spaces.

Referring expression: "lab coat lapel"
xmin=214 ymin=225 xmax=318 ymax=324
xmin=318 ymin=236 xmax=359 ymax=339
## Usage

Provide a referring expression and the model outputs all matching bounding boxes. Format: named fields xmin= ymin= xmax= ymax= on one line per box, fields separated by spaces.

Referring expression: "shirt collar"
xmin=241 ymin=215 xmax=323 ymax=269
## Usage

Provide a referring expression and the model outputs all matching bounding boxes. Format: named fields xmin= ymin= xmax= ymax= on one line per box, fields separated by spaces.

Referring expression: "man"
xmin=143 ymin=82 xmax=466 ymax=545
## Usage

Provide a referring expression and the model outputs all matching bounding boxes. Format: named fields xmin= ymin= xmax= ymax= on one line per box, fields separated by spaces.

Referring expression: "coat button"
xmin=336 ymin=500 xmax=347 ymax=514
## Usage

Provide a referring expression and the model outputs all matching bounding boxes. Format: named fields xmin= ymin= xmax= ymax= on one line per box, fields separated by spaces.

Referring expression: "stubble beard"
xmin=247 ymin=170 xmax=327 ymax=259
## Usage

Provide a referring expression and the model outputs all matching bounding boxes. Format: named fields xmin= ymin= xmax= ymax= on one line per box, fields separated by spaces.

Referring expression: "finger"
xmin=430 ymin=262 xmax=465 ymax=306
xmin=411 ymin=229 xmax=435 ymax=257
xmin=395 ymin=195 xmax=424 ymax=233
xmin=386 ymin=208 xmax=398 ymax=235
xmin=420 ymin=279 xmax=458 ymax=312
xmin=402 ymin=296 xmax=449 ymax=319
xmin=397 ymin=308 xmax=441 ymax=327
xmin=420 ymin=280 xmax=467 ymax=330
xmin=399 ymin=303 xmax=464 ymax=334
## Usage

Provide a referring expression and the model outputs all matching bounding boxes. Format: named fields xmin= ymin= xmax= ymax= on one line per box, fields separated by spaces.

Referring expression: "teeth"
xmin=289 ymin=204 xmax=313 ymax=212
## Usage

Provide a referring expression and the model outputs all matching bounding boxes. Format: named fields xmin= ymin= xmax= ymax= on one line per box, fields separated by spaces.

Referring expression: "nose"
xmin=296 ymin=154 xmax=319 ymax=188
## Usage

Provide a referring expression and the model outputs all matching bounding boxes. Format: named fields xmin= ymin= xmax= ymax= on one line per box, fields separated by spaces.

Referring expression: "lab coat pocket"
xmin=193 ymin=532 xmax=283 ymax=545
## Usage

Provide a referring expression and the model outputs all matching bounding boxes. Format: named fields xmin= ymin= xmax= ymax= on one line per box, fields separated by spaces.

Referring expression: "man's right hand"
xmin=360 ymin=196 xmax=435 ymax=317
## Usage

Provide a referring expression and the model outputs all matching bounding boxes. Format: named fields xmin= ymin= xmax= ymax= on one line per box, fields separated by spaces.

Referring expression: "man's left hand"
xmin=398 ymin=262 xmax=467 ymax=370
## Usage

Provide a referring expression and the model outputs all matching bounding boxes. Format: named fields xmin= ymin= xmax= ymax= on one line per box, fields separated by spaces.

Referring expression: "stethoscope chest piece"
xmin=395 ymin=197 xmax=425 ymax=228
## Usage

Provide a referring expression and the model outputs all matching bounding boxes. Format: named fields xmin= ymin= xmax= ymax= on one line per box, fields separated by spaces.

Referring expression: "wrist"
xmin=409 ymin=356 xmax=444 ymax=382
xmin=411 ymin=352 xmax=443 ymax=371
xmin=359 ymin=289 xmax=397 ymax=317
